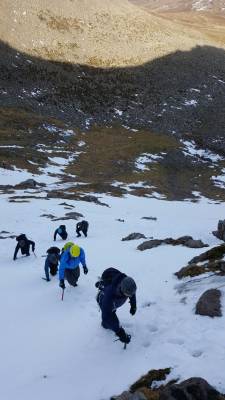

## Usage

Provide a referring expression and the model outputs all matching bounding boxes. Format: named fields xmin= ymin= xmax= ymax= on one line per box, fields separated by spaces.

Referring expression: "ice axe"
xmin=61 ymin=288 xmax=65 ymax=301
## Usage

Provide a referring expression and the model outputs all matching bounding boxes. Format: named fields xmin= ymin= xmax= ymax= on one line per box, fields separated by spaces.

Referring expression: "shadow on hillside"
xmin=1 ymin=40 xmax=225 ymax=201
xmin=1 ymin=40 xmax=225 ymax=144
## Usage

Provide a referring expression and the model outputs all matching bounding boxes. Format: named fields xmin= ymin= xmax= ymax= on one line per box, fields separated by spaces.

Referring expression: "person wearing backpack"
xmin=59 ymin=244 xmax=88 ymax=288
xmin=96 ymin=268 xmax=137 ymax=345
xmin=13 ymin=234 xmax=35 ymax=260
xmin=54 ymin=225 xmax=68 ymax=241
xmin=44 ymin=246 xmax=61 ymax=281
xmin=76 ymin=220 xmax=89 ymax=238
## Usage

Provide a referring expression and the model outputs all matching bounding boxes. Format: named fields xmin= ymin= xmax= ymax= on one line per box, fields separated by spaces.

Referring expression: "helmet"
xmin=120 ymin=277 xmax=137 ymax=297
xmin=70 ymin=245 xmax=80 ymax=258
xmin=63 ymin=242 xmax=74 ymax=252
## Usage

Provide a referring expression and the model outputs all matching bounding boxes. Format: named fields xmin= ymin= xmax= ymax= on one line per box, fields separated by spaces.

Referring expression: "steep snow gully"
xmin=0 ymin=176 xmax=225 ymax=399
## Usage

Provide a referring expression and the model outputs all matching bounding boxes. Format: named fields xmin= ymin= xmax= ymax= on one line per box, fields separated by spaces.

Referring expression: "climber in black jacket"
xmin=13 ymin=234 xmax=35 ymax=260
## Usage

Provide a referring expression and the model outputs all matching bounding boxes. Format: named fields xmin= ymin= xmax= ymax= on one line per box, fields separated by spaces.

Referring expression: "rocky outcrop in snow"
xmin=160 ymin=377 xmax=224 ymax=400
xmin=122 ymin=233 xmax=147 ymax=241
xmin=113 ymin=372 xmax=225 ymax=400
xmin=137 ymin=236 xmax=208 ymax=251
xmin=195 ymin=289 xmax=222 ymax=317
xmin=212 ymin=220 xmax=225 ymax=242
xmin=175 ymin=259 xmax=225 ymax=279
xmin=188 ymin=244 xmax=225 ymax=265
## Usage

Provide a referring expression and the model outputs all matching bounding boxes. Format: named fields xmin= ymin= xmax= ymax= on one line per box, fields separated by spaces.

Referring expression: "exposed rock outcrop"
xmin=15 ymin=179 xmax=45 ymax=189
xmin=122 ymin=233 xmax=147 ymax=241
xmin=175 ymin=259 xmax=225 ymax=279
xmin=160 ymin=377 xmax=224 ymax=400
xmin=213 ymin=220 xmax=225 ymax=242
xmin=137 ymin=236 xmax=208 ymax=251
xmin=113 ymin=371 xmax=225 ymax=400
xmin=52 ymin=212 xmax=84 ymax=221
xmin=195 ymin=289 xmax=222 ymax=317
xmin=188 ymin=244 xmax=225 ymax=265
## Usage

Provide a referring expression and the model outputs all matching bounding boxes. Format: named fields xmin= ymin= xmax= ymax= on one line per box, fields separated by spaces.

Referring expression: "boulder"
xmin=122 ymin=233 xmax=147 ymax=241
xmin=212 ymin=220 xmax=225 ymax=242
xmin=195 ymin=289 xmax=222 ymax=317
xmin=159 ymin=377 xmax=223 ymax=400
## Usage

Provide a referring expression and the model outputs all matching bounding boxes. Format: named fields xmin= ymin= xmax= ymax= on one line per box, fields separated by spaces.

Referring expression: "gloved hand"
xmin=116 ymin=327 xmax=131 ymax=344
xmin=130 ymin=305 xmax=136 ymax=316
xmin=83 ymin=266 xmax=88 ymax=275
xmin=59 ymin=279 xmax=65 ymax=289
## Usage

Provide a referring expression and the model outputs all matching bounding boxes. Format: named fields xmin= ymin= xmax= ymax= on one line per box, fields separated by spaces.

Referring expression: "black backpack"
xmin=95 ymin=267 xmax=121 ymax=289
xmin=47 ymin=246 xmax=60 ymax=255
xmin=47 ymin=247 xmax=60 ymax=265
xmin=48 ymin=254 xmax=59 ymax=265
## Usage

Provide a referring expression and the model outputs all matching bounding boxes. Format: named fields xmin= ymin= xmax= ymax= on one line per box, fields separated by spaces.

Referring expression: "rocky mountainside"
xmin=0 ymin=0 xmax=225 ymax=201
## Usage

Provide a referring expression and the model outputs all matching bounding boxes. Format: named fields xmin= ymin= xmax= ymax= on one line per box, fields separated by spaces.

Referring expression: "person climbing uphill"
xmin=13 ymin=234 xmax=35 ymax=260
xmin=76 ymin=220 xmax=89 ymax=237
xmin=59 ymin=244 xmax=88 ymax=289
xmin=54 ymin=225 xmax=68 ymax=241
xmin=96 ymin=268 xmax=137 ymax=345
xmin=44 ymin=246 xmax=61 ymax=281
xmin=61 ymin=241 xmax=74 ymax=255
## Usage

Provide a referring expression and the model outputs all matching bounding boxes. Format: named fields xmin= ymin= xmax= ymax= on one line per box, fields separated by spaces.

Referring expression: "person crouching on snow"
xmin=44 ymin=246 xmax=61 ymax=281
xmin=54 ymin=225 xmax=68 ymax=241
xmin=96 ymin=268 xmax=137 ymax=345
xmin=59 ymin=244 xmax=88 ymax=289
xmin=13 ymin=234 xmax=35 ymax=260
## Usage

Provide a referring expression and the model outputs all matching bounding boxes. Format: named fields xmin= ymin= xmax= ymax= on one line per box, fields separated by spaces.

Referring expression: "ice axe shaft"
xmin=61 ymin=288 xmax=65 ymax=301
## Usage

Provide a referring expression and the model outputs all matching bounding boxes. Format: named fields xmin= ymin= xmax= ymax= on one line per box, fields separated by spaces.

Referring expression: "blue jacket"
xmin=59 ymin=247 xmax=86 ymax=280
xmin=100 ymin=273 xmax=136 ymax=333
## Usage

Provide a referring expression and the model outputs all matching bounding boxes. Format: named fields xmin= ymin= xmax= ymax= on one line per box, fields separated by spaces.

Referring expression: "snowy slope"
xmin=0 ymin=180 xmax=225 ymax=399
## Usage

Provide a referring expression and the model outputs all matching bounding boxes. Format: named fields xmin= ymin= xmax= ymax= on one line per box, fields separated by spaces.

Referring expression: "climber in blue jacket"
xmin=59 ymin=244 xmax=88 ymax=288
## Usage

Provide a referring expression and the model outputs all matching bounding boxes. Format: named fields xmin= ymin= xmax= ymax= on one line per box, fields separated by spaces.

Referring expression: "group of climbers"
xmin=12 ymin=219 xmax=137 ymax=345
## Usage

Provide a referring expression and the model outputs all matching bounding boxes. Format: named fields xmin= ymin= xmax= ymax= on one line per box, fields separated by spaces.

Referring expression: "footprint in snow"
xmin=168 ymin=338 xmax=184 ymax=345
xmin=191 ymin=350 xmax=203 ymax=358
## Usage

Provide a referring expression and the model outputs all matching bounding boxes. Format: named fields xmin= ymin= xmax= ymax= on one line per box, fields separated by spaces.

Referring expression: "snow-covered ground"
xmin=0 ymin=182 xmax=225 ymax=399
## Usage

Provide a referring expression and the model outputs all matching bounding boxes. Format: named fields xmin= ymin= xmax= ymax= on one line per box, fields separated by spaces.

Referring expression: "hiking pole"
xmin=33 ymin=251 xmax=37 ymax=258
xmin=61 ymin=288 xmax=65 ymax=301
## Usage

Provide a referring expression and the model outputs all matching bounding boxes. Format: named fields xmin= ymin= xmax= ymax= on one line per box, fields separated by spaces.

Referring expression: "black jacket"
xmin=14 ymin=234 xmax=35 ymax=259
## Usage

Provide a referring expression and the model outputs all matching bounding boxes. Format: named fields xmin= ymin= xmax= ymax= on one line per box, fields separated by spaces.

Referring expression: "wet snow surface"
xmin=0 ymin=168 xmax=225 ymax=399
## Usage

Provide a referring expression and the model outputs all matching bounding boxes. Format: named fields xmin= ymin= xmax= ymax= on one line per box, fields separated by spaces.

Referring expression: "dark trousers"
xmin=65 ymin=267 xmax=80 ymax=286
xmin=76 ymin=227 xmax=87 ymax=237
xmin=21 ymin=247 xmax=30 ymax=256
xmin=50 ymin=264 xmax=58 ymax=276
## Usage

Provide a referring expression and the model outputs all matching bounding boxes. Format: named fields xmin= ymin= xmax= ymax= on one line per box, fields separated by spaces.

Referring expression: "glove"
xmin=59 ymin=280 xmax=65 ymax=289
xmin=116 ymin=327 xmax=131 ymax=344
xmin=83 ymin=266 xmax=88 ymax=275
xmin=130 ymin=305 xmax=136 ymax=316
